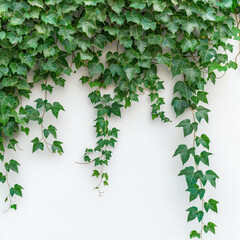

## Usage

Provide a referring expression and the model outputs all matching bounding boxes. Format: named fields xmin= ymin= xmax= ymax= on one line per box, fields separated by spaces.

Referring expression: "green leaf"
xmin=1 ymin=77 xmax=18 ymax=88
xmin=156 ymin=53 xmax=171 ymax=67
xmin=174 ymin=81 xmax=192 ymax=99
xmin=171 ymin=58 xmax=188 ymax=77
xmin=177 ymin=119 xmax=198 ymax=137
xmin=204 ymin=199 xmax=218 ymax=213
xmin=107 ymin=0 xmax=125 ymax=14
xmin=52 ymin=141 xmax=63 ymax=154
xmin=43 ymin=125 xmax=57 ymax=138
xmin=51 ymin=102 xmax=65 ymax=118
xmin=181 ymin=38 xmax=197 ymax=52
xmin=111 ymin=102 xmax=122 ymax=117
xmin=93 ymin=34 xmax=108 ymax=49
xmin=10 ymin=184 xmax=23 ymax=197
xmin=7 ymin=139 xmax=18 ymax=151
xmin=140 ymin=18 xmax=156 ymax=30
xmin=203 ymin=170 xmax=219 ymax=187
xmin=5 ymin=159 xmax=20 ymax=173
xmin=203 ymin=222 xmax=217 ymax=234
xmin=186 ymin=206 xmax=198 ymax=222
xmin=195 ymin=106 xmax=210 ymax=123
xmin=172 ymin=97 xmax=188 ymax=116
xmin=196 ymin=134 xmax=210 ymax=149
xmin=0 ymin=31 xmax=6 ymax=40
xmin=88 ymin=62 xmax=104 ymax=77
xmin=77 ymin=18 xmax=97 ymax=37
xmin=126 ymin=10 xmax=142 ymax=24
xmin=28 ymin=0 xmax=44 ymax=8
xmin=31 ymin=137 xmax=44 ymax=152
xmin=190 ymin=230 xmax=201 ymax=239
xmin=173 ymin=145 xmax=194 ymax=164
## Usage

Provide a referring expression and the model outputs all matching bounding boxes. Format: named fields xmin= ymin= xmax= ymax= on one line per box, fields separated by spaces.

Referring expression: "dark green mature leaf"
xmin=204 ymin=199 xmax=219 ymax=213
xmin=177 ymin=119 xmax=198 ymax=137
xmin=51 ymin=102 xmax=65 ymax=118
xmin=172 ymin=97 xmax=188 ymax=116
xmin=204 ymin=222 xmax=217 ymax=234
xmin=202 ymin=170 xmax=219 ymax=187
xmin=174 ymin=81 xmax=192 ymax=99
xmin=195 ymin=106 xmax=210 ymax=123
xmin=52 ymin=141 xmax=63 ymax=154
xmin=43 ymin=125 xmax=57 ymax=139
xmin=10 ymin=184 xmax=23 ymax=197
xmin=186 ymin=206 xmax=198 ymax=222
xmin=88 ymin=62 xmax=104 ymax=77
xmin=196 ymin=134 xmax=210 ymax=149
xmin=31 ymin=137 xmax=44 ymax=152
xmin=173 ymin=145 xmax=194 ymax=164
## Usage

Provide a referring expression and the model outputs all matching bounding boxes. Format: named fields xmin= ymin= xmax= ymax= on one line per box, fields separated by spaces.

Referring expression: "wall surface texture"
xmin=0 ymin=41 xmax=239 ymax=240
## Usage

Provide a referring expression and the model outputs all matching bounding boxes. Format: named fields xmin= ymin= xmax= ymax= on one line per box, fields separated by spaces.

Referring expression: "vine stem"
xmin=1 ymin=147 xmax=13 ymax=212
xmin=40 ymin=78 xmax=53 ymax=153
xmin=191 ymin=109 xmax=204 ymax=240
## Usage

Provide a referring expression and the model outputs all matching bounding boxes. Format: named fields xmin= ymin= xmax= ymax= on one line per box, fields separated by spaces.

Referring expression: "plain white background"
xmin=0 ymin=40 xmax=239 ymax=240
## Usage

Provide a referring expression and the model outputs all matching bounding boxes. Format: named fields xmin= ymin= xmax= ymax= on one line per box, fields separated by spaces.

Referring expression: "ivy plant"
xmin=0 ymin=0 xmax=240 ymax=239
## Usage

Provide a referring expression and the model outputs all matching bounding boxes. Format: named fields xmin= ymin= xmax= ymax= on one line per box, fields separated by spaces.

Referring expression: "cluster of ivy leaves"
xmin=0 ymin=0 xmax=240 ymax=239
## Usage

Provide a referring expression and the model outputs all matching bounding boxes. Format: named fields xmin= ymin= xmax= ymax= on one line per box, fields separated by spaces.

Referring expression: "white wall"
xmin=0 ymin=41 xmax=239 ymax=240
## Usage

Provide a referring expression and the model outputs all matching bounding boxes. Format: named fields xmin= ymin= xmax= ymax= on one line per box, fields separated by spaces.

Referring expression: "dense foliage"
xmin=0 ymin=0 xmax=239 ymax=239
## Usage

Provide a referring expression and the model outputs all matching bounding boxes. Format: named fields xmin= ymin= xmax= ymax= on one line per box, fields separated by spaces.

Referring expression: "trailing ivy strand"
xmin=0 ymin=0 xmax=240 ymax=239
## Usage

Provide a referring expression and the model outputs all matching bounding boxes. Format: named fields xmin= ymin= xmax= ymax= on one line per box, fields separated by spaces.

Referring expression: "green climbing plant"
xmin=0 ymin=0 xmax=240 ymax=239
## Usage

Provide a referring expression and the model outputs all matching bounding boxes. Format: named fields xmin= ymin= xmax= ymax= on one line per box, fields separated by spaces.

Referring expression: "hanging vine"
xmin=0 ymin=0 xmax=239 ymax=239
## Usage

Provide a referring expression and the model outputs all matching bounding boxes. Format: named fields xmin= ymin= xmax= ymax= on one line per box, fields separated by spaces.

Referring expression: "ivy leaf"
xmin=190 ymin=230 xmax=201 ymax=239
xmin=52 ymin=141 xmax=64 ymax=154
xmin=182 ymin=67 xmax=201 ymax=83
xmin=92 ymin=169 xmax=100 ymax=178
xmin=202 ymin=170 xmax=219 ymax=187
xmin=10 ymin=63 xmax=27 ymax=76
xmin=77 ymin=18 xmax=97 ymax=37
xmin=181 ymin=38 xmax=197 ymax=52
xmin=51 ymin=102 xmax=65 ymax=118
xmin=172 ymin=97 xmax=188 ymax=116
xmin=195 ymin=106 xmax=210 ymax=123
xmin=43 ymin=125 xmax=57 ymax=139
xmin=178 ymin=167 xmax=201 ymax=187
xmin=126 ymin=9 xmax=142 ymax=24
xmin=41 ymin=11 xmax=58 ymax=26
xmin=174 ymin=81 xmax=192 ymax=99
xmin=177 ymin=119 xmax=198 ymax=137
xmin=196 ymin=45 xmax=217 ymax=63
xmin=16 ymin=80 xmax=30 ymax=90
xmin=196 ymin=134 xmax=210 ymax=149
xmin=171 ymin=58 xmax=188 ymax=77
xmin=1 ymin=77 xmax=18 ymax=88
xmin=202 ymin=8 xmax=217 ymax=21
xmin=5 ymin=159 xmax=20 ymax=173
xmin=93 ymin=34 xmax=108 ymax=49
xmin=186 ymin=184 xmax=205 ymax=201
xmin=10 ymin=184 xmax=23 ymax=197
xmin=140 ymin=18 xmax=157 ymax=30
xmin=186 ymin=206 xmax=198 ymax=222
xmin=88 ymin=62 xmax=104 ymax=77
xmin=107 ymin=0 xmax=125 ymax=14
xmin=111 ymin=102 xmax=122 ymax=117
xmin=28 ymin=0 xmax=44 ymax=8
xmin=0 ymin=66 xmax=9 ymax=78
xmin=204 ymin=199 xmax=219 ymax=213
xmin=203 ymin=222 xmax=217 ymax=234
xmin=31 ymin=137 xmax=44 ymax=152
xmin=156 ymin=53 xmax=171 ymax=67
xmin=7 ymin=139 xmax=18 ymax=151
xmin=173 ymin=145 xmax=194 ymax=164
